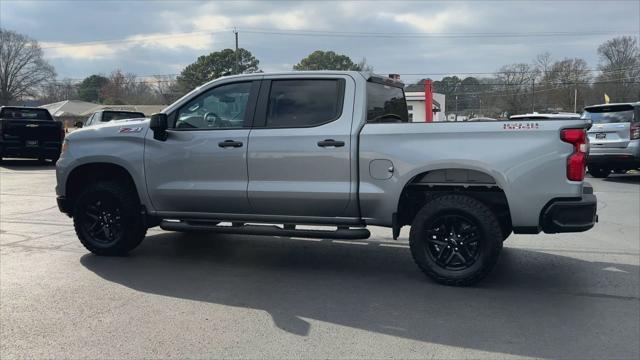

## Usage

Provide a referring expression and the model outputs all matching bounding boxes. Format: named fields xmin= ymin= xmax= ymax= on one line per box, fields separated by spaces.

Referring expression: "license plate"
xmin=595 ymin=133 xmax=606 ymax=139
xmin=25 ymin=140 xmax=38 ymax=147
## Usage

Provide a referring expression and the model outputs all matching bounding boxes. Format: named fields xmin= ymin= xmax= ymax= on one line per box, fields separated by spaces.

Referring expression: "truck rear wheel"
xmin=73 ymin=181 xmax=146 ymax=256
xmin=409 ymin=194 xmax=502 ymax=286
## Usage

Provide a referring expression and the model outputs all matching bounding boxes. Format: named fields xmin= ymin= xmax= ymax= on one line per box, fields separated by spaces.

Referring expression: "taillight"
xmin=631 ymin=123 xmax=640 ymax=140
xmin=561 ymin=128 xmax=587 ymax=181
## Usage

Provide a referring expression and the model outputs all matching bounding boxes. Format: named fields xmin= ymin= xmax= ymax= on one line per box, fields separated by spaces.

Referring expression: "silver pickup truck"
xmin=55 ymin=71 xmax=597 ymax=285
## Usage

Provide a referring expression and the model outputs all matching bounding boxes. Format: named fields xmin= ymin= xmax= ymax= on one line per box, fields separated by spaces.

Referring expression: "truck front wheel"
xmin=73 ymin=181 xmax=146 ymax=256
xmin=409 ymin=194 xmax=502 ymax=286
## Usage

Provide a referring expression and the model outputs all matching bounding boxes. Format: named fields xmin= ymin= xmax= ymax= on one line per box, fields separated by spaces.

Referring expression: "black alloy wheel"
xmin=79 ymin=197 xmax=124 ymax=247
xmin=73 ymin=181 xmax=146 ymax=256
xmin=424 ymin=214 xmax=481 ymax=271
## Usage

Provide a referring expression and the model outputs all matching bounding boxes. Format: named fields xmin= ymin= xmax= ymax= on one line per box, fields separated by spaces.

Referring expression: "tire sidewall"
xmin=410 ymin=195 xmax=502 ymax=284
xmin=73 ymin=182 xmax=143 ymax=255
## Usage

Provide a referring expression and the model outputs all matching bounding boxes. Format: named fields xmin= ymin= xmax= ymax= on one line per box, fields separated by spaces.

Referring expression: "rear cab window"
xmin=265 ymin=79 xmax=344 ymax=128
xmin=0 ymin=108 xmax=53 ymax=121
xmin=366 ymin=81 xmax=409 ymax=123
xmin=581 ymin=104 xmax=637 ymax=124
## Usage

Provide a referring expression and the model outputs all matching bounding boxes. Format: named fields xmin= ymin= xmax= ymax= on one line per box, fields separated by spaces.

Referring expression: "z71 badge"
xmin=503 ymin=122 xmax=540 ymax=130
xmin=118 ymin=127 xmax=143 ymax=133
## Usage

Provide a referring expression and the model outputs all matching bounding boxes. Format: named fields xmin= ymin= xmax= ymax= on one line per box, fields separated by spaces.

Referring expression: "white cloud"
xmin=241 ymin=10 xmax=319 ymax=30
xmin=41 ymin=32 xmax=218 ymax=60
xmin=126 ymin=32 xmax=215 ymax=51
xmin=41 ymin=42 xmax=117 ymax=60
xmin=191 ymin=15 xmax=233 ymax=31
xmin=383 ymin=8 xmax=472 ymax=33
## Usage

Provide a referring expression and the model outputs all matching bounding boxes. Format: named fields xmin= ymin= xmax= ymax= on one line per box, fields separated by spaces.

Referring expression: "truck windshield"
xmin=581 ymin=109 xmax=635 ymax=124
xmin=366 ymin=82 xmax=409 ymax=123
xmin=0 ymin=108 xmax=53 ymax=120
xmin=103 ymin=112 xmax=146 ymax=122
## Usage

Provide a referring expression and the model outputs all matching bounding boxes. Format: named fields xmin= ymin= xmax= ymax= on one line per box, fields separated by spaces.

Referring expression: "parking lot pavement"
xmin=1 ymin=160 xmax=638 ymax=359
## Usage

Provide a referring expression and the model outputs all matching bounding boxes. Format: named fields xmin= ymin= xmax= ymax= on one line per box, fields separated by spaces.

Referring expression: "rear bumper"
xmin=1 ymin=141 xmax=62 ymax=159
xmin=587 ymin=154 xmax=640 ymax=169
xmin=588 ymin=140 xmax=640 ymax=168
xmin=541 ymin=185 xmax=598 ymax=233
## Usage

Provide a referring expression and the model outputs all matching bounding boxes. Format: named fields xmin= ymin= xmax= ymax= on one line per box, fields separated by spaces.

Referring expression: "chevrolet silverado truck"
xmin=1 ymin=106 xmax=64 ymax=163
xmin=55 ymin=71 xmax=597 ymax=285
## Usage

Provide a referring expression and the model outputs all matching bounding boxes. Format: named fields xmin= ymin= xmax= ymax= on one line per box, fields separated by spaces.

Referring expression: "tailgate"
xmin=2 ymin=120 xmax=63 ymax=142
xmin=588 ymin=122 xmax=630 ymax=148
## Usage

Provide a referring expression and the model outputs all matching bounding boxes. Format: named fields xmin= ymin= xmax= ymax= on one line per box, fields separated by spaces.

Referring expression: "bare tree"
xmin=542 ymin=58 xmax=591 ymax=111
xmin=40 ymin=78 xmax=78 ymax=103
xmin=594 ymin=36 xmax=640 ymax=102
xmin=0 ymin=29 xmax=56 ymax=104
xmin=495 ymin=63 xmax=538 ymax=115
xmin=153 ymin=75 xmax=181 ymax=104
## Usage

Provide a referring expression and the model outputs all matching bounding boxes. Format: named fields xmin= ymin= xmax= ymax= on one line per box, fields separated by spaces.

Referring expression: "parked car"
xmin=467 ymin=117 xmax=497 ymax=122
xmin=0 ymin=106 xmax=64 ymax=163
xmin=55 ymin=71 xmax=597 ymax=286
xmin=509 ymin=113 xmax=581 ymax=120
xmin=78 ymin=110 xmax=146 ymax=128
xmin=582 ymin=102 xmax=640 ymax=178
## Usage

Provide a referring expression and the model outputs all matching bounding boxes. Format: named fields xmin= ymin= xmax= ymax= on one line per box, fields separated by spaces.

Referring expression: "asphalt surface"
xmin=1 ymin=160 xmax=639 ymax=359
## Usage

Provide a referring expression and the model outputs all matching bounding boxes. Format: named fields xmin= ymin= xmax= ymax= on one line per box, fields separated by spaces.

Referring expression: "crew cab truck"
xmin=0 ymin=106 xmax=64 ymax=163
xmin=55 ymin=71 xmax=597 ymax=286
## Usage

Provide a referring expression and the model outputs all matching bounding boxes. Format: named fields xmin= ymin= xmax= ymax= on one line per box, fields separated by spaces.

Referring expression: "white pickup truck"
xmin=55 ymin=71 xmax=597 ymax=285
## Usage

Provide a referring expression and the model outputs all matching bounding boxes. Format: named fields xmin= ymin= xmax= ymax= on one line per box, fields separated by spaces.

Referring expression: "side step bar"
xmin=160 ymin=221 xmax=371 ymax=240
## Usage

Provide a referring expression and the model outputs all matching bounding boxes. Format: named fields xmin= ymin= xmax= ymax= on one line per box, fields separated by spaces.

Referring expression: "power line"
xmin=40 ymin=27 xmax=637 ymax=49
xmin=389 ymin=66 xmax=640 ymax=76
xmin=241 ymin=28 xmax=636 ymax=39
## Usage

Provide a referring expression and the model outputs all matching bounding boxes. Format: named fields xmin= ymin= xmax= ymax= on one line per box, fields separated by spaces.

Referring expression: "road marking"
xmin=332 ymin=240 xmax=368 ymax=245
xmin=380 ymin=243 xmax=410 ymax=248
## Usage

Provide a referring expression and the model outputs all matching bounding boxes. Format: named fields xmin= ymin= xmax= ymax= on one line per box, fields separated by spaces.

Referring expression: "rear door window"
xmin=265 ymin=79 xmax=344 ymax=128
xmin=366 ymin=82 xmax=409 ymax=123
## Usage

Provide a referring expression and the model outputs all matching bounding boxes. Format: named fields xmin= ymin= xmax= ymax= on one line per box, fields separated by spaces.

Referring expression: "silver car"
xmin=583 ymin=103 xmax=640 ymax=178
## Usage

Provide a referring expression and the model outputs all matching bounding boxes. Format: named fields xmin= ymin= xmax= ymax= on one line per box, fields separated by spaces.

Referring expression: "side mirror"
xmin=74 ymin=121 xmax=83 ymax=128
xmin=149 ymin=113 xmax=168 ymax=141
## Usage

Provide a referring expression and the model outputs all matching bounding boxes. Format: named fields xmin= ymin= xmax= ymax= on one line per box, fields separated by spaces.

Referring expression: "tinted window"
xmin=102 ymin=112 xmax=145 ymax=122
xmin=582 ymin=109 xmax=636 ymax=124
xmin=0 ymin=108 xmax=53 ymax=120
xmin=266 ymin=79 xmax=342 ymax=128
xmin=366 ymin=83 xmax=408 ymax=123
xmin=176 ymin=82 xmax=252 ymax=129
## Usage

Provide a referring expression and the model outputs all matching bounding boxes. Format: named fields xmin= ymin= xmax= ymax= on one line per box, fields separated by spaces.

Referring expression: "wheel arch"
xmin=65 ymin=161 xmax=142 ymax=213
xmin=395 ymin=167 xmax=512 ymax=238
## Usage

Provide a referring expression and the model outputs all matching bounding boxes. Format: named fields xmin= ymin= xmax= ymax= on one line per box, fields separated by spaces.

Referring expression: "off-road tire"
xmin=73 ymin=181 xmax=146 ymax=256
xmin=409 ymin=194 xmax=502 ymax=286
xmin=588 ymin=167 xmax=610 ymax=178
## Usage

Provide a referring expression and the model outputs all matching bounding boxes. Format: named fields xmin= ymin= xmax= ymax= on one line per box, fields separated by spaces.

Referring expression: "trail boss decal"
xmin=503 ymin=122 xmax=540 ymax=130
xmin=118 ymin=127 xmax=143 ymax=133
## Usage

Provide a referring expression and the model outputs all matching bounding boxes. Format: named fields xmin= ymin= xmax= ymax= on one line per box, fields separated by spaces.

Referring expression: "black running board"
xmin=160 ymin=221 xmax=371 ymax=240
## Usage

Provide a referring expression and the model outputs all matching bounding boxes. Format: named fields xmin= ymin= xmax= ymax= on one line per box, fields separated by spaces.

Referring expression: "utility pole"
xmin=574 ymin=88 xmax=578 ymax=113
xmin=531 ymin=79 xmax=535 ymax=113
xmin=233 ymin=28 xmax=239 ymax=75
xmin=455 ymin=95 xmax=458 ymax=121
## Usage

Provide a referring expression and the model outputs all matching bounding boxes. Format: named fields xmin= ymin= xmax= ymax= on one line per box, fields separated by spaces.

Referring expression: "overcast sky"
xmin=1 ymin=0 xmax=639 ymax=83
